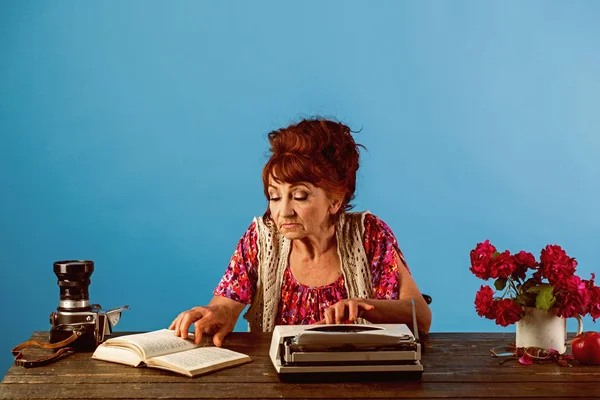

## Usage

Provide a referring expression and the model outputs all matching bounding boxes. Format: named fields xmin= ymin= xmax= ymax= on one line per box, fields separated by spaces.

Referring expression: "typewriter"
xmin=269 ymin=301 xmax=423 ymax=380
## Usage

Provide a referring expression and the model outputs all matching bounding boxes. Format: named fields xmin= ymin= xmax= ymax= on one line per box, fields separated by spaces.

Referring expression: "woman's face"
xmin=267 ymin=178 xmax=341 ymax=240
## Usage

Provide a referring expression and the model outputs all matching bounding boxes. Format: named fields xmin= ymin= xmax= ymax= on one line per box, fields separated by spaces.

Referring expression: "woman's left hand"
xmin=320 ymin=298 xmax=375 ymax=324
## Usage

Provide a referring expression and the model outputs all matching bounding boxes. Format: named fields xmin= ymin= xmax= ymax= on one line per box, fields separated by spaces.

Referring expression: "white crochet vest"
xmin=243 ymin=211 xmax=373 ymax=332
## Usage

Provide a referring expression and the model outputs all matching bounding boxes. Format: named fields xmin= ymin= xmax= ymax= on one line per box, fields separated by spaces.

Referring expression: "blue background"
xmin=1 ymin=1 xmax=599 ymax=376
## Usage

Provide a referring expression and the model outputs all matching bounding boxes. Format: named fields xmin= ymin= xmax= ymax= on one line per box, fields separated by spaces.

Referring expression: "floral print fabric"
xmin=214 ymin=213 xmax=409 ymax=325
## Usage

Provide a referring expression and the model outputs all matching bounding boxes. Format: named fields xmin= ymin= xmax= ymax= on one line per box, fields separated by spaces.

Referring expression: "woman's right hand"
xmin=168 ymin=296 xmax=245 ymax=346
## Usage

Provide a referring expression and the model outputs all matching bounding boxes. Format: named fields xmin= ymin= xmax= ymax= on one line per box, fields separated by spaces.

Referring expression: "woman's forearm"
xmin=361 ymin=298 xmax=432 ymax=334
xmin=208 ymin=295 xmax=247 ymax=325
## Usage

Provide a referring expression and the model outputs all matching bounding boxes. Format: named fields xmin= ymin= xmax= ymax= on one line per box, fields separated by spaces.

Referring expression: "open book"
xmin=92 ymin=329 xmax=251 ymax=377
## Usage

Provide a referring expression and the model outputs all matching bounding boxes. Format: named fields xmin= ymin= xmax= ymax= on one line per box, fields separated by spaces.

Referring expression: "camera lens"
xmin=54 ymin=260 xmax=94 ymax=310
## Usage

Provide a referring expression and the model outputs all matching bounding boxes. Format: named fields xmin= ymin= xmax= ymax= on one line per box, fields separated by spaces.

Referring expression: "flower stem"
xmin=500 ymin=280 xmax=512 ymax=299
xmin=508 ymin=278 xmax=520 ymax=297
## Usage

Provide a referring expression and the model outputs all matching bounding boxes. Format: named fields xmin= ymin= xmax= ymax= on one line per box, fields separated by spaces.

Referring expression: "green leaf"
xmin=521 ymin=278 xmax=537 ymax=292
xmin=528 ymin=285 xmax=542 ymax=293
xmin=535 ymin=285 xmax=556 ymax=311
xmin=515 ymin=291 xmax=537 ymax=308
xmin=492 ymin=251 xmax=500 ymax=258
xmin=494 ymin=278 xmax=507 ymax=291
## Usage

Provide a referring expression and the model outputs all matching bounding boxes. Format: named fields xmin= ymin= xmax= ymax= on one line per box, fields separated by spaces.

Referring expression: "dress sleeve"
xmin=363 ymin=214 xmax=410 ymax=300
xmin=213 ymin=221 xmax=259 ymax=304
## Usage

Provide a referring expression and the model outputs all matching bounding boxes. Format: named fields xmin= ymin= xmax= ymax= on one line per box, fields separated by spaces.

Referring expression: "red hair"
xmin=262 ymin=118 xmax=364 ymax=214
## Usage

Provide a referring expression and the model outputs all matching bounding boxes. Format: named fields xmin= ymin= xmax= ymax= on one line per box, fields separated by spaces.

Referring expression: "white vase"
xmin=515 ymin=307 xmax=583 ymax=354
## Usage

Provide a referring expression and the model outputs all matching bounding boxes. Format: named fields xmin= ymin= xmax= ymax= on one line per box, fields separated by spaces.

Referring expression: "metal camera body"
xmin=49 ymin=260 xmax=128 ymax=351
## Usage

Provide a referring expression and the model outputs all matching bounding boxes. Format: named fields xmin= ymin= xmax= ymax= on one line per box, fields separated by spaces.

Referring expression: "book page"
xmin=105 ymin=329 xmax=198 ymax=359
xmin=92 ymin=344 xmax=144 ymax=367
xmin=147 ymin=347 xmax=251 ymax=376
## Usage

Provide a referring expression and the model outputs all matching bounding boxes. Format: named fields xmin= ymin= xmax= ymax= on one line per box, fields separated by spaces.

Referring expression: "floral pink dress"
xmin=214 ymin=214 xmax=409 ymax=325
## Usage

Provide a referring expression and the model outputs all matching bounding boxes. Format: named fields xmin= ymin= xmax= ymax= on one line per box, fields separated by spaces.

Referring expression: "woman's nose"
xmin=280 ymin=198 xmax=295 ymax=217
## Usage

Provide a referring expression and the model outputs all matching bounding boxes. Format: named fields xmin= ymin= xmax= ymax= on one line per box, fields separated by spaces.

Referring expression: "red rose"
xmin=511 ymin=251 xmax=537 ymax=281
xmin=470 ymin=240 xmax=496 ymax=280
xmin=554 ymin=275 xmax=590 ymax=318
xmin=494 ymin=299 xmax=523 ymax=327
xmin=474 ymin=285 xmax=496 ymax=319
xmin=588 ymin=286 xmax=600 ymax=322
xmin=539 ymin=245 xmax=577 ymax=285
xmin=585 ymin=274 xmax=600 ymax=322
xmin=489 ymin=251 xmax=516 ymax=279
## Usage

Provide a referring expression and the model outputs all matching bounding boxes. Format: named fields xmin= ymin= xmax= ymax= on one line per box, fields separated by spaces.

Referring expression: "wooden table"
xmin=1 ymin=331 xmax=599 ymax=399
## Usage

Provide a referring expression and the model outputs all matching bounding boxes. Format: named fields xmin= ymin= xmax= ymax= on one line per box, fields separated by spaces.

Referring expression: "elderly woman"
xmin=170 ymin=118 xmax=432 ymax=346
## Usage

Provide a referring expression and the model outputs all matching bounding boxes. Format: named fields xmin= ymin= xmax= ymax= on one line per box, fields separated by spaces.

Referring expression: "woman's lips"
xmin=281 ymin=223 xmax=299 ymax=229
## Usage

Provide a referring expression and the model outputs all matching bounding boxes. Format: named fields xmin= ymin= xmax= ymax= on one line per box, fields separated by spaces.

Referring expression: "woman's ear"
xmin=329 ymin=196 xmax=343 ymax=215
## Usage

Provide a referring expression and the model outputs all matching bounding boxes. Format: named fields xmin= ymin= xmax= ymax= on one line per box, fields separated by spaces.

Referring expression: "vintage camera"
xmin=49 ymin=260 xmax=129 ymax=351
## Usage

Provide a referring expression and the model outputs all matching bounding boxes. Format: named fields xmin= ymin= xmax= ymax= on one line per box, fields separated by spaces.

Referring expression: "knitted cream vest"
xmin=243 ymin=211 xmax=373 ymax=332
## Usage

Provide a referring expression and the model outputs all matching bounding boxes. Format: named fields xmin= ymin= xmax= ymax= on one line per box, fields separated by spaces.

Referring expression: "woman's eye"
xmin=269 ymin=197 xmax=280 ymax=202
xmin=293 ymin=193 xmax=308 ymax=201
